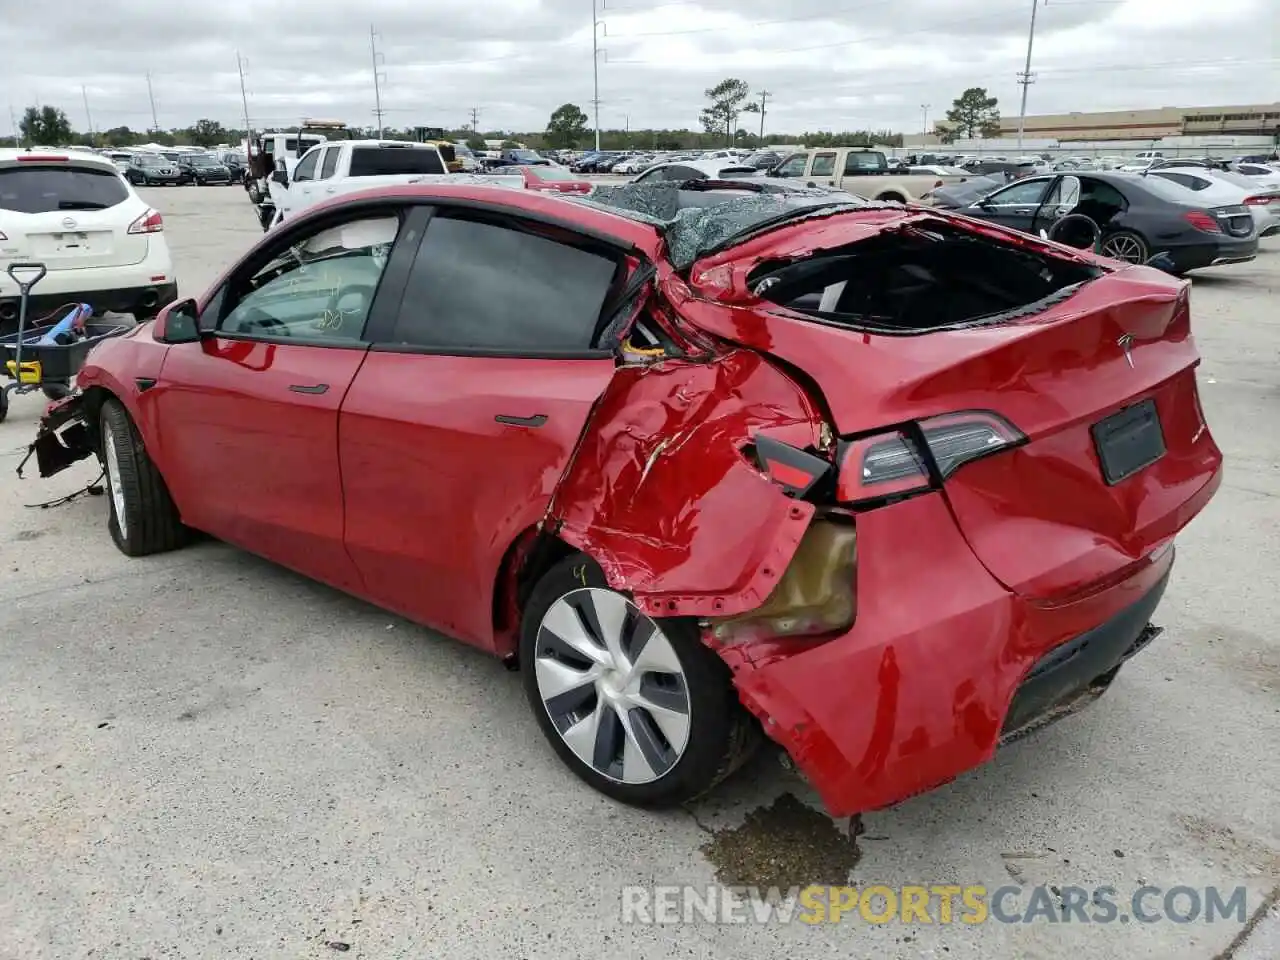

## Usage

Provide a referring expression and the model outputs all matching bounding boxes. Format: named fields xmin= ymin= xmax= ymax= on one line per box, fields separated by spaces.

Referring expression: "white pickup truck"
xmin=269 ymin=140 xmax=453 ymax=222
xmin=770 ymin=147 xmax=968 ymax=203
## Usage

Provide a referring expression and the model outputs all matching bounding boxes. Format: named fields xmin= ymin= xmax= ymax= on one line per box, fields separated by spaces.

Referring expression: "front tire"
xmin=519 ymin=554 xmax=757 ymax=808
xmin=99 ymin=399 xmax=188 ymax=557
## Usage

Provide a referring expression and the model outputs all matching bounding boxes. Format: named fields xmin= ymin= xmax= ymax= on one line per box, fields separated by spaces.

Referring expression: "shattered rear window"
xmin=573 ymin=182 xmax=865 ymax=268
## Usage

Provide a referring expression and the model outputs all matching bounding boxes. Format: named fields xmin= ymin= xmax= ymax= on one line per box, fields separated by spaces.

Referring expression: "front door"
xmin=154 ymin=209 xmax=406 ymax=593
xmin=969 ymin=176 xmax=1053 ymax=233
xmin=340 ymin=208 xmax=632 ymax=648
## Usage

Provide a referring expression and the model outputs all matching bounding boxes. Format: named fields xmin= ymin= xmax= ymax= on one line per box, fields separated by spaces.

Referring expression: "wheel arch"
xmin=491 ymin=526 xmax=578 ymax=661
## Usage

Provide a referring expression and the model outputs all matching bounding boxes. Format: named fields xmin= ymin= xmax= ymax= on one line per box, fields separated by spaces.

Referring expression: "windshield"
xmin=509 ymin=150 xmax=541 ymax=161
xmin=138 ymin=156 xmax=166 ymax=167
xmin=574 ymin=182 xmax=865 ymax=268
xmin=189 ymin=155 xmax=219 ymax=165
xmin=453 ymin=144 xmax=474 ymax=158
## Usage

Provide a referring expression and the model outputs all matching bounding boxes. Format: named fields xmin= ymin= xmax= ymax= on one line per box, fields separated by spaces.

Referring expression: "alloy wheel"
xmin=102 ymin=421 xmax=127 ymax=539
xmin=534 ymin=587 xmax=691 ymax=785
xmin=1100 ymin=234 xmax=1145 ymax=263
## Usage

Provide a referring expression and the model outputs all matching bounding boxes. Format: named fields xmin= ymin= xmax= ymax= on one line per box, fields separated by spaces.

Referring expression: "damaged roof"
xmin=573 ymin=181 xmax=866 ymax=268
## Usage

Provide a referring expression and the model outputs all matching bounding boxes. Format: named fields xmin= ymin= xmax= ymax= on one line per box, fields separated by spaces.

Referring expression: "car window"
xmin=811 ymin=152 xmax=837 ymax=176
xmin=218 ymin=216 xmax=400 ymax=343
xmin=349 ymin=147 xmax=446 ymax=176
xmin=843 ymin=152 xmax=885 ymax=174
xmin=1154 ymin=172 xmax=1206 ymax=191
xmin=0 ymin=165 xmax=129 ymax=213
xmin=1078 ymin=178 xmax=1127 ymax=210
xmin=774 ymin=154 xmax=808 ymax=177
xmin=386 ymin=214 xmax=619 ymax=353
xmin=292 ymin=150 xmax=320 ymax=183
xmin=319 ymin=147 xmax=340 ymax=179
xmin=984 ymin=178 xmax=1051 ymax=206
xmin=1043 ymin=176 xmax=1081 ymax=208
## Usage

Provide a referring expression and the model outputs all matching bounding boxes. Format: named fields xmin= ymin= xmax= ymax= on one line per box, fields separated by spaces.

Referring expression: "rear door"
xmin=0 ymin=159 xmax=149 ymax=272
xmin=281 ymin=147 xmax=322 ymax=216
xmin=153 ymin=207 xmax=406 ymax=593
xmin=340 ymin=206 xmax=632 ymax=648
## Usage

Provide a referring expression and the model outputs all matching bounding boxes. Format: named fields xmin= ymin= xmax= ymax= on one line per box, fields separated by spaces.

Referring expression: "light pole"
xmin=1016 ymin=0 xmax=1040 ymax=149
xmin=920 ymin=103 xmax=930 ymax=139
xmin=591 ymin=0 xmax=606 ymax=151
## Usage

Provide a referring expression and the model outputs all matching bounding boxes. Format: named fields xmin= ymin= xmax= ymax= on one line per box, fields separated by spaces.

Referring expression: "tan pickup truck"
xmin=769 ymin=148 xmax=967 ymax=202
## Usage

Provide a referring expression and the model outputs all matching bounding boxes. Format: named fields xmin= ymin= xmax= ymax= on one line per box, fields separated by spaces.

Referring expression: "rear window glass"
xmin=349 ymin=147 xmax=446 ymax=176
xmin=0 ymin=166 xmax=129 ymax=213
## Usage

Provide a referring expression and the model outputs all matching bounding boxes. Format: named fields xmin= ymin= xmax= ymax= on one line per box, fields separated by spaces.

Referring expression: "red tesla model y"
xmin=28 ymin=181 xmax=1222 ymax=816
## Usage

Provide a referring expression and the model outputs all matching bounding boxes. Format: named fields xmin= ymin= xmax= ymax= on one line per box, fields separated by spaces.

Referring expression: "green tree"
xmin=188 ymin=118 xmax=227 ymax=147
xmin=466 ymin=136 xmax=486 ymax=152
xmin=944 ymin=87 xmax=1001 ymax=140
xmin=699 ymin=78 xmax=750 ymax=145
xmin=20 ymin=105 xmax=74 ymax=145
xmin=545 ymin=103 xmax=589 ymax=149
xmin=103 ymin=126 xmax=137 ymax=147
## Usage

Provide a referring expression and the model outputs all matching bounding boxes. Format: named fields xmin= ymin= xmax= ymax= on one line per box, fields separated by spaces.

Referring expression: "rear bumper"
xmin=1164 ymin=234 xmax=1258 ymax=271
xmin=728 ymin=489 xmax=1208 ymax=818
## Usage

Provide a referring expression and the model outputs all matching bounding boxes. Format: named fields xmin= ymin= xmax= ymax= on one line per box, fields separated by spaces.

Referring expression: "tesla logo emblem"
xmin=61 ymin=216 xmax=77 ymax=229
xmin=1117 ymin=334 xmax=1135 ymax=368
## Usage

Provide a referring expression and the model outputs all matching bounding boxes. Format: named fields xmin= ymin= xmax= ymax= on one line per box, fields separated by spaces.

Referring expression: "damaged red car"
xmin=27 ymin=181 xmax=1222 ymax=816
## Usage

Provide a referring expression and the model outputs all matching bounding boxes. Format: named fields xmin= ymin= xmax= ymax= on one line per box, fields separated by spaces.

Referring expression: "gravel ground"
xmin=0 ymin=186 xmax=1276 ymax=960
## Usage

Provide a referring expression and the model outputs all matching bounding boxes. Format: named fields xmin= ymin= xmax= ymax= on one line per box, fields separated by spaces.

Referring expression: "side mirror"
xmin=152 ymin=298 xmax=203 ymax=344
xmin=271 ymin=169 xmax=289 ymax=187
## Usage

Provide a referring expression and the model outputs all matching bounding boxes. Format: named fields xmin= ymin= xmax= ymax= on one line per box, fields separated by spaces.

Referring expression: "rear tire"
xmin=42 ymin=382 xmax=71 ymax=401
xmin=0 ymin=390 xmax=9 ymax=424
xmin=99 ymin=399 xmax=188 ymax=557
xmin=519 ymin=554 xmax=757 ymax=808
xmin=1099 ymin=230 xmax=1149 ymax=264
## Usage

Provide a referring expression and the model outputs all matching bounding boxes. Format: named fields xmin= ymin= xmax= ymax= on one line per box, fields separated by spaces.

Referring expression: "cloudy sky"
xmin=4 ymin=0 xmax=1276 ymax=136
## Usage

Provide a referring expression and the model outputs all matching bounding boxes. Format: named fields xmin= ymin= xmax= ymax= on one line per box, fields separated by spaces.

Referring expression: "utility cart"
xmin=0 ymin=263 xmax=131 ymax=423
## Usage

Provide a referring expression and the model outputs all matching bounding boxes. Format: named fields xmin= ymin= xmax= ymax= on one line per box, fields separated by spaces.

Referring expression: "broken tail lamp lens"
xmin=709 ymin=519 xmax=857 ymax=646
xmin=837 ymin=411 xmax=1024 ymax=503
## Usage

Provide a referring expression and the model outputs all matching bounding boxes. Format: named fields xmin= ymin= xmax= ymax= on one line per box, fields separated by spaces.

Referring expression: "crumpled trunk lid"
xmin=675 ymin=224 xmax=1222 ymax=601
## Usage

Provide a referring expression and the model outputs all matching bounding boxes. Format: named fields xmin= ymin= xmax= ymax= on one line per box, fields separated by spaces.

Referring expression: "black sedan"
xmin=954 ymin=171 xmax=1257 ymax=273
xmin=177 ymin=154 xmax=232 ymax=185
xmin=125 ymin=154 xmax=182 ymax=186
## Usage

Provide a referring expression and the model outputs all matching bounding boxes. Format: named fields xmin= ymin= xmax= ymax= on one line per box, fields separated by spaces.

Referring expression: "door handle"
xmin=324 ymin=187 xmax=336 ymax=194
xmin=495 ymin=413 xmax=547 ymax=428
xmin=289 ymin=383 xmax=329 ymax=394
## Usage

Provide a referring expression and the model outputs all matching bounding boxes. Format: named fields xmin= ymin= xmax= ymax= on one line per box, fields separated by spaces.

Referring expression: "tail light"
xmin=127 ymin=209 xmax=164 ymax=234
xmin=836 ymin=411 xmax=1025 ymax=505
xmin=1184 ymin=211 xmax=1222 ymax=233
xmin=1244 ymin=195 xmax=1274 ymax=206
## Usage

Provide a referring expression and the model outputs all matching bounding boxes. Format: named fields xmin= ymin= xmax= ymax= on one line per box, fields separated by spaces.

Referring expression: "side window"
xmin=986 ymin=178 xmax=1050 ymax=205
xmin=774 ymin=154 xmax=807 ymax=177
xmin=1043 ymin=176 xmax=1081 ymax=208
xmin=386 ymin=215 xmax=619 ymax=353
xmin=843 ymin=152 xmax=884 ymax=174
xmin=217 ymin=216 xmax=400 ymax=344
xmin=292 ymin=150 xmax=320 ymax=183
xmin=811 ymin=152 xmax=837 ymax=176
xmin=319 ymin=147 xmax=340 ymax=180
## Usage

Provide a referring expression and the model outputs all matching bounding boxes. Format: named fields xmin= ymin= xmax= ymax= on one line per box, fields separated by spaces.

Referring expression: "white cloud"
xmin=2 ymin=0 xmax=1275 ymax=135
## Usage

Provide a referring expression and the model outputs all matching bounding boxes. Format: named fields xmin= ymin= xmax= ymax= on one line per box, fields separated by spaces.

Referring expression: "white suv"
xmin=0 ymin=149 xmax=177 ymax=333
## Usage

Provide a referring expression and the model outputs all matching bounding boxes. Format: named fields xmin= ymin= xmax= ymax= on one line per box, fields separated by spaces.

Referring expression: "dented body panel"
xmin=546 ymin=348 xmax=824 ymax=621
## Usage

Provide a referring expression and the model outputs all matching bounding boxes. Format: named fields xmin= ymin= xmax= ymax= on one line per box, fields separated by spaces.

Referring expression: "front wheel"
xmin=519 ymin=554 xmax=757 ymax=808
xmin=99 ymin=399 xmax=189 ymax=557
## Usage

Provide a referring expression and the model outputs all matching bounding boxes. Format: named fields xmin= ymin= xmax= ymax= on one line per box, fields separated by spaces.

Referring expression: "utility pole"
xmin=591 ymin=0 xmax=604 ymax=151
xmin=236 ymin=51 xmax=252 ymax=142
xmin=469 ymin=107 xmax=480 ymax=134
xmin=81 ymin=85 xmax=95 ymax=145
xmin=1016 ymin=0 xmax=1040 ymax=149
xmin=757 ymin=90 xmax=770 ymax=141
xmin=370 ymin=26 xmax=386 ymax=138
xmin=145 ymin=71 xmax=160 ymax=133
xmin=920 ymin=103 xmax=930 ymax=137
xmin=8 ymin=103 xmax=21 ymax=148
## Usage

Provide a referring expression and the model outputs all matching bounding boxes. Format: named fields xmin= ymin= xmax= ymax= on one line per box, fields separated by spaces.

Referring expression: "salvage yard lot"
xmin=1 ymin=186 xmax=1277 ymax=959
